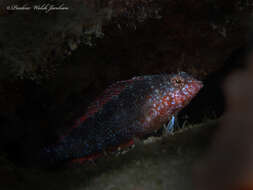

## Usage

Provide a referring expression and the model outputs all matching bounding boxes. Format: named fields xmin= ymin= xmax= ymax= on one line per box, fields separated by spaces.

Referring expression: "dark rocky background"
xmin=0 ymin=0 xmax=252 ymax=189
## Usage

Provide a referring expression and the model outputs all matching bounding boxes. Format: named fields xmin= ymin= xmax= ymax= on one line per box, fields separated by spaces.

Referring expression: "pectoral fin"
xmin=164 ymin=115 xmax=175 ymax=134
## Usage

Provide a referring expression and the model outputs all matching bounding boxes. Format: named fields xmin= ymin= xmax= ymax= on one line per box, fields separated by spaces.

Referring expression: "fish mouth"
xmin=172 ymin=79 xmax=203 ymax=109
xmin=181 ymin=79 xmax=203 ymax=101
xmin=191 ymin=80 xmax=203 ymax=93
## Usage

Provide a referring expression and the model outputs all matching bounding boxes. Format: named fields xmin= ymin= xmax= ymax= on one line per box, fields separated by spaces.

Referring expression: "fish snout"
xmin=187 ymin=79 xmax=203 ymax=96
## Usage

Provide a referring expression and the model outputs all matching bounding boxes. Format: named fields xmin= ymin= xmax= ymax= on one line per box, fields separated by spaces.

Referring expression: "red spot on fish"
xmin=72 ymin=153 xmax=102 ymax=164
xmin=72 ymin=139 xmax=135 ymax=165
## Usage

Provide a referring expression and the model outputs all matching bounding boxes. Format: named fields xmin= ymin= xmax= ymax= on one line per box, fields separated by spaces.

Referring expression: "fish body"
xmin=40 ymin=72 xmax=203 ymax=165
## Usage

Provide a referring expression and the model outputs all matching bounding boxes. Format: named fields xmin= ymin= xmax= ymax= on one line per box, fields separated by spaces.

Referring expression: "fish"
xmin=39 ymin=72 xmax=203 ymax=165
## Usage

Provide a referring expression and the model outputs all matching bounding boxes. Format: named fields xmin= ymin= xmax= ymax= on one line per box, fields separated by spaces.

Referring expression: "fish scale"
xmin=39 ymin=72 xmax=203 ymax=165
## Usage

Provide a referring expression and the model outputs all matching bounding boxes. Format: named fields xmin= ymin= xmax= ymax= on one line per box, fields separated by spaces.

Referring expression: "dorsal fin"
xmin=76 ymin=77 xmax=146 ymax=125
xmin=78 ymin=81 xmax=129 ymax=122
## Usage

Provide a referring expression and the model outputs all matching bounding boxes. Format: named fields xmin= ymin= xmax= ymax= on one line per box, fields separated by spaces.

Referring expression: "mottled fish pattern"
xmin=40 ymin=72 xmax=203 ymax=165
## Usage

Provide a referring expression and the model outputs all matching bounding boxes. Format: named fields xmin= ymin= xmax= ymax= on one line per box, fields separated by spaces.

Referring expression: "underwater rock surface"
xmin=0 ymin=121 xmax=216 ymax=190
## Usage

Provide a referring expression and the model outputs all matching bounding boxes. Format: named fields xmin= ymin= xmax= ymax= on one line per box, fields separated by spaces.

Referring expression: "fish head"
xmin=140 ymin=72 xmax=203 ymax=133
xmin=163 ymin=71 xmax=203 ymax=112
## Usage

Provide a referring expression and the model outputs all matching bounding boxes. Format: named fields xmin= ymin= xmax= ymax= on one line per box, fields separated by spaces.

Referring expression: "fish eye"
xmin=175 ymin=79 xmax=181 ymax=83
xmin=171 ymin=77 xmax=184 ymax=87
